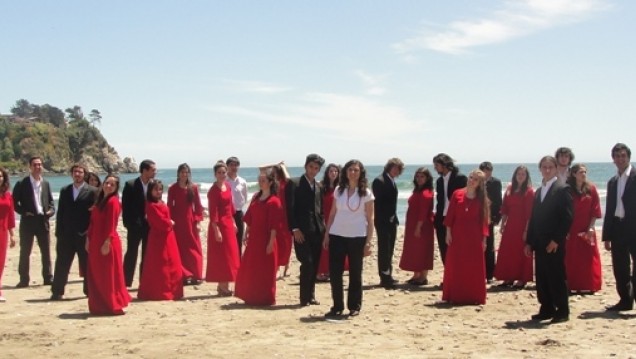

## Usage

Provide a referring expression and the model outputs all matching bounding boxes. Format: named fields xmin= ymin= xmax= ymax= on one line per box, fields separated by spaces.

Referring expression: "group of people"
xmin=0 ymin=143 xmax=635 ymax=325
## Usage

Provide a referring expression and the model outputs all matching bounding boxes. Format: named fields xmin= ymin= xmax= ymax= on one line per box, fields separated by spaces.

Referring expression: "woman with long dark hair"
xmin=317 ymin=163 xmax=343 ymax=282
xmin=0 ymin=168 xmax=16 ymax=302
xmin=167 ymin=163 xmax=204 ymax=285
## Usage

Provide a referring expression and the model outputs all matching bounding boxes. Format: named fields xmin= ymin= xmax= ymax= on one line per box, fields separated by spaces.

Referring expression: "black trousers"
xmin=376 ymin=222 xmax=397 ymax=283
xmin=123 ymin=224 xmax=148 ymax=287
xmin=434 ymin=217 xmax=448 ymax=265
xmin=293 ymin=230 xmax=322 ymax=303
xmin=329 ymin=235 xmax=365 ymax=312
xmin=234 ymin=210 xmax=245 ymax=259
xmin=609 ymin=219 xmax=636 ymax=304
xmin=18 ymin=215 xmax=52 ymax=284
xmin=535 ymin=247 xmax=569 ymax=316
xmin=52 ymin=234 xmax=88 ymax=296
xmin=485 ymin=223 xmax=496 ymax=280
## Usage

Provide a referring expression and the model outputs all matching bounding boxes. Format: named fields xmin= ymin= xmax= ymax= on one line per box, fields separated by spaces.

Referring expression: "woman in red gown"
xmin=399 ymin=167 xmax=435 ymax=286
xmin=494 ymin=165 xmax=534 ymax=289
xmin=565 ymin=164 xmax=602 ymax=293
xmin=317 ymin=164 xmax=342 ymax=281
xmin=86 ymin=175 xmax=131 ymax=315
xmin=0 ymin=168 xmax=16 ymax=302
xmin=168 ymin=163 xmax=204 ymax=285
xmin=442 ymin=169 xmax=490 ymax=305
xmin=272 ymin=163 xmax=292 ymax=278
xmin=235 ymin=169 xmax=283 ymax=305
xmin=138 ymin=180 xmax=184 ymax=300
xmin=205 ymin=161 xmax=240 ymax=296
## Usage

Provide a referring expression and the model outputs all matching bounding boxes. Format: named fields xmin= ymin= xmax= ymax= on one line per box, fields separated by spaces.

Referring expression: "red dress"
xmin=318 ymin=187 xmax=348 ymax=273
xmin=565 ymin=185 xmax=602 ymax=292
xmin=399 ymin=188 xmax=435 ymax=271
xmin=138 ymin=201 xmax=184 ymax=300
xmin=0 ymin=192 xmax=15 ymax=297
xmin=205 ymin=183 xmax=240 ymax=282
xmin=275 ymin=179 xmax=292 ymax=266
xmin=235 ymin=195 xmax=283 ymax=305
xmin=442 ymin=190 xmax=489 ymax=305
xmin=167 ymin=183 xmax=204 ymax=280
xmin=494 ymin=187 xmax=534 ymax=283
xmin=86 ymin=196 xmax=131 ymax=315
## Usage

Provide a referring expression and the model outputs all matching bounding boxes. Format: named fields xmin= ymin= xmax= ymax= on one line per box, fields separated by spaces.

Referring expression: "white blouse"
xmin=329 ymin=187 xmax=374 ymax=238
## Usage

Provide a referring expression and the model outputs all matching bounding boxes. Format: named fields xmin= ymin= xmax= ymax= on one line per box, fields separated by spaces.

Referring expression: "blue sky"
xmin=1 ymin=0 xmax=633 ymax=168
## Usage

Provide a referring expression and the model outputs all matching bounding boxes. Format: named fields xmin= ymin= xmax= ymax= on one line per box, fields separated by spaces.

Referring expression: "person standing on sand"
xmin=0 ymin=168 xmax=16 ymax=302
xmin=227 ymin=156 xmax=248 ymax=259
xmin=479 ymin=161 xmax=502 ymax=284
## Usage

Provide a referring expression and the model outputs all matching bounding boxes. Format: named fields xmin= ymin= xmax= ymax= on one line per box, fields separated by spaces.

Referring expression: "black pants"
xmin=434 ymin=216 xmax=448 ymax=265
xmin=609 ymin=219 xmax=636 ymax=304
xmin=234 ymin=210 xmax=244 ymax=259
xmin=293 ymin=230 xmax=322 ymax=303
xmin=329 ymin=235 xmax=365 ymax=312
xmin=485 ymin=223 xmax=496 ymax=280
xmin=18 ymin=215 xmax=52 ymax=284
xmin=52 ymin=234 xmax=88 ymax=296
xmin=123 ymin=224 xmax=148 ymax=287
xmin=535 ymin=247 xmax=569 ymax=316
xmin=376 ymin=222 xmax=397 ymax=283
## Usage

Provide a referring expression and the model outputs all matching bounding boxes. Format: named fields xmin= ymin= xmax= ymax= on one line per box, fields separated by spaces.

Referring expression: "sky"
xmin=1 ymin=0 xmax=634 ymax=168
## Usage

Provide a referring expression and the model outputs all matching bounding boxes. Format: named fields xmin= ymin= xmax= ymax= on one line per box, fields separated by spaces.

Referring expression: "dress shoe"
xmin=301 ymin=299 xmax=320 ymax=306
xmin=50 ymin=294 xmax=63 ymax=301
xmin=324 ymin=309 xmax=344 ymax=319
xmin=43 ymin=278 xmax=53 ymax=286
xmin=348 ymin=310 xmax=360 ymax=317
xmin=381 ymin=282 xmax=396 ymax=290
xmin=550 ymin=315 xmax=569 ymax=324
xmin=606 ymin=302 xmax=633 ymax=312
xmin=531 ymin=312 xmax=554 ymax=321
xmin=15 ymin=282 xmax=29 ymax=288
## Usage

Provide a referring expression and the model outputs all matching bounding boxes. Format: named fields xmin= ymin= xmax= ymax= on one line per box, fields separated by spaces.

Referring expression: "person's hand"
xmin=293 ymin=229 xmax=305 ymax=243
xmin=100 ymin=239 xmax=111 ymax=256
xmin=446 ymin=232 xmax=453 ymax=246
xmin=482 ymin=238 xmax=486 ymax=252
xmin=414 ymin=227 xmax=421 ymax=238
xmin=546 ymin=240 xmax=558 ymax=253
xmin=524 ymin=244 xmax=533 ymax=257
xmin=266 ymin=240 xmax=274 ymax=255
xmin=322 ymin=234 xmax=329 ymax=250
xmin=85 ymin=238 xmax=89 ymax=253
xmin=215 ymin=229 xmax=223 ymax=243
xmin=604 ymin=241 xmax=612 ymax=251
xmin=364 ymin=242 xmax=372 ymax=257
xmin=9 ymin=234 xmax=16 ymax=248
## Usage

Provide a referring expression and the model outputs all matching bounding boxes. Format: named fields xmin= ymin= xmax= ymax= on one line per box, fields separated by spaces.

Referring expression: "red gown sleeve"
xmin=146 ymin=202 xmax=173 ymax=232
xmin=208 ymin=188 xmax=219 ymax=223
xmin=8 ymin=192 xmax=16 ymax=230
xmin=268 ymin=197 xmax=284 ymax=233
xmin=443 ymin=191 xmax=459 ymax=228
xmin=104 ymin=197 xmax=121 ymax=244
xmin=523 ymin=188 xmax=535 ymax=223
xmin=167 ymin=185 xmax=177 ymax=222
xmin=193 ymin=185 xmax=204 ymax=222
xmin=590 ymin=185 xmax=602 ymax=219
xmin=501 ymin=187 xmax=511 ymax=217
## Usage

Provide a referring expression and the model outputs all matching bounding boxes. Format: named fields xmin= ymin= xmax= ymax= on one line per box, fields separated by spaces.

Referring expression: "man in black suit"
xmin=122 ymin=159 xmax=156 ymax=287
xmin=50 ymin=164 xmax=97 ymax=300
xmin=286 ymin=153 xmax=325 ymax=306
xmin=433 ymin=153 xmax=467 ymax=266
xmin=525 ymin=155 xmax=573 ymax=324
xmin=602 ymin=143 xmax=636 ymax=311
xmin=12 ymin=156 xmax=55 ymax=287
xmin=479 ymin=161 xmax=502 ymax=284
xmin=372 ymin=158 xmax=404 ymax=289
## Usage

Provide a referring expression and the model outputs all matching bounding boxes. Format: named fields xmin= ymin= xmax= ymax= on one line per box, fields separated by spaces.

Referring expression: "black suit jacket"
xmin=12 ymin=175 xmax=55 ymax=225
xmin=602 ymin=166 xmax=636 ymax=242
xmin=372 ymin=172 xmax=399 ymax=226
xmin=286 ymin=175 xmax=325 ymax=235
xmin=55 ymin=183 xmax=98 ymax=238
xmin=122 ymin=177 xmax=147 ymax=229
xmin=527 ymin=180 xmax=573 ymax=250
xmin=434 ymin=171 xmax=467 ymax=223
xmin=485 ymin=176 xmax=503 ymax=224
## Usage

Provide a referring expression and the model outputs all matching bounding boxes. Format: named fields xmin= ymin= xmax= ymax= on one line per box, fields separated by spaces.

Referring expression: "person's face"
xmin=178 ymin=168 xmax=190 ymax=183
xmin=467 ymin=173 xmax=481 ymax=190
xmin=613 ymin=149 xmax=630 ymax=173
xmin=72 ymin=167 xmax=85 ymax=185
xmin=88 ymin=175 xmax=100 ymax=187
xmin=540 ymin=160 xmax=557 ymax=181
xmin=574 ymin=167 xmax=587 ymax=184
xmin=151 ymin=185 xmax=163 ymax=200
xmin=328 ymin=167 xmax=339 ymax=182
xmin=0 ymin=172 xmax=4 ymax=187
xmin=30 ymin=158 xmax=43 ymax=177
xmin=142 ymin=164 xmax=157 ymax=180
xmin=258 ymin=174 xmax=271 ymax=191
xmin=347 ymin=164 xmax=361 ymax=183
xmin=215 ymin=167 xmax=228 ymax=182
xmin=228 ymin=162 xmax=239 ymax=176
xmin=433 ymin=162 xmax=444 ymax=175
xmin=515 ymin=169 xmax=527 ymax=185
xmin=557 ymin=154 xmax=570 ymax=167
xmin=103 ymin=177 xmax=118 ymax=195
xmin=482 ymin=169 xmax=492 ymax=180
xmin=415 ymin=172 xmax=427 ymax=187
xmin=389 ymin=166 xmax=401 ymax=178
xmin=304 ymin=162 xmax=321 ymax=181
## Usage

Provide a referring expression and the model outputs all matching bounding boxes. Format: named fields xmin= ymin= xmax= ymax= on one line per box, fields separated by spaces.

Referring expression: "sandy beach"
xmin=1 ymin=220 xmax=636 ymax=358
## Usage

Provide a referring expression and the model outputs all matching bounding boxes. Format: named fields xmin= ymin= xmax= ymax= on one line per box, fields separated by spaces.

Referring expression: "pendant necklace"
xmin=347 ymin=188 xmax=362 ymax=212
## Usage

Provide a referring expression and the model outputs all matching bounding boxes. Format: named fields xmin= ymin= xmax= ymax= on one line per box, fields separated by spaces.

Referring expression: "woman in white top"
xmin=323 ymin=160 xmax=374 ymax=319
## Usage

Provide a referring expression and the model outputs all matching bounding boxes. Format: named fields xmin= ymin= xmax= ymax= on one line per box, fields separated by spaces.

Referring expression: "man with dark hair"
xmin=433 ymin=153 xmax=467 ymax=266
xmin=373 ymin=157 xmax=404 ymax=289
xmin=525 ymin=155 xmax=573 ymax=324
xmin=50 ymin=164 xmax=97 ymax=300
xmin=555 ymin=147 xmax=575 ymax=184
xmin=122 ymin=159 xmax=156 ymax=287
xmin=226 ymin=156 xmax=248 ymax=259
xmin=286 ymin=153 xmax=325 ymax=306
xmin=479 ymin=161 xmax=502 ymax=284
xmin=13 ymin=156 xmax=55 ymax=287
xmin=603 ymin=143 xmax=636 ymax=311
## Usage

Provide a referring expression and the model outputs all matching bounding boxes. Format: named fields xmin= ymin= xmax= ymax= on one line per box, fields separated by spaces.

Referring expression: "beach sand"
xmin=1 ymin=220 xmax=635 ymax=358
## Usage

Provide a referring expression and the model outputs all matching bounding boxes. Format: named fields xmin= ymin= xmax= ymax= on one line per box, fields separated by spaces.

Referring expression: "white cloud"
xmin=393 ymin=0 xmax=611 ymax=55
xmin=222 ymin=79 xmax=292 ymax=94
xmin=354 ymin=70 xmax=388 ymax=96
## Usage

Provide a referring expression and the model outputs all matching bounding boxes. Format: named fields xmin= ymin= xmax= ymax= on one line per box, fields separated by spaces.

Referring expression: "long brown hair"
xmin=337 ymin=160 xmax=368 ymax=197
xmin=95 ymin=174 xmax=120 ymax=210
xmin=177 ymin=163 xmax=195 ymax=202
xmin=0 ymin=167 xmax=9 ymax=194
xmin=566 ymin=163 xmax=592 ymax=196
xmin=469 ymin=169 xmax=490 ymax=226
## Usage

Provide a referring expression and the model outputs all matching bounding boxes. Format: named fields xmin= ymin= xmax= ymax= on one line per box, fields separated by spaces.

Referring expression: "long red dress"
xmin=0 ymin=192 xmax=15 ymax=298
xmin=399 ymin=188 xmax=435 ymax=271
xmin=205 ymin=183 xmax=240 ymax=282
xmin=275 ymin=179 xmax=292 ymax=266
xmin=167 ymin=183 xmax=204 ymax=281
xmin=138 ymin=201 xmax=184 ymax=300
xmin=442 ymin=190 xmax=489 ymax=305
xmin=235 ymin=195 xmax=283 ymax=305
xmin=565 ymin=185 xmax=602 ymax=292
xmin=494 ymin=187 xmax=534 ymax=283
xmin=86 ymin=196 xmax=131 ymax=315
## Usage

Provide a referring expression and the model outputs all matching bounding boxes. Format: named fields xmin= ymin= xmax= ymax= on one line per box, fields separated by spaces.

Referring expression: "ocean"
xmin=10 ymin=162 xmax=619 ymax=227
